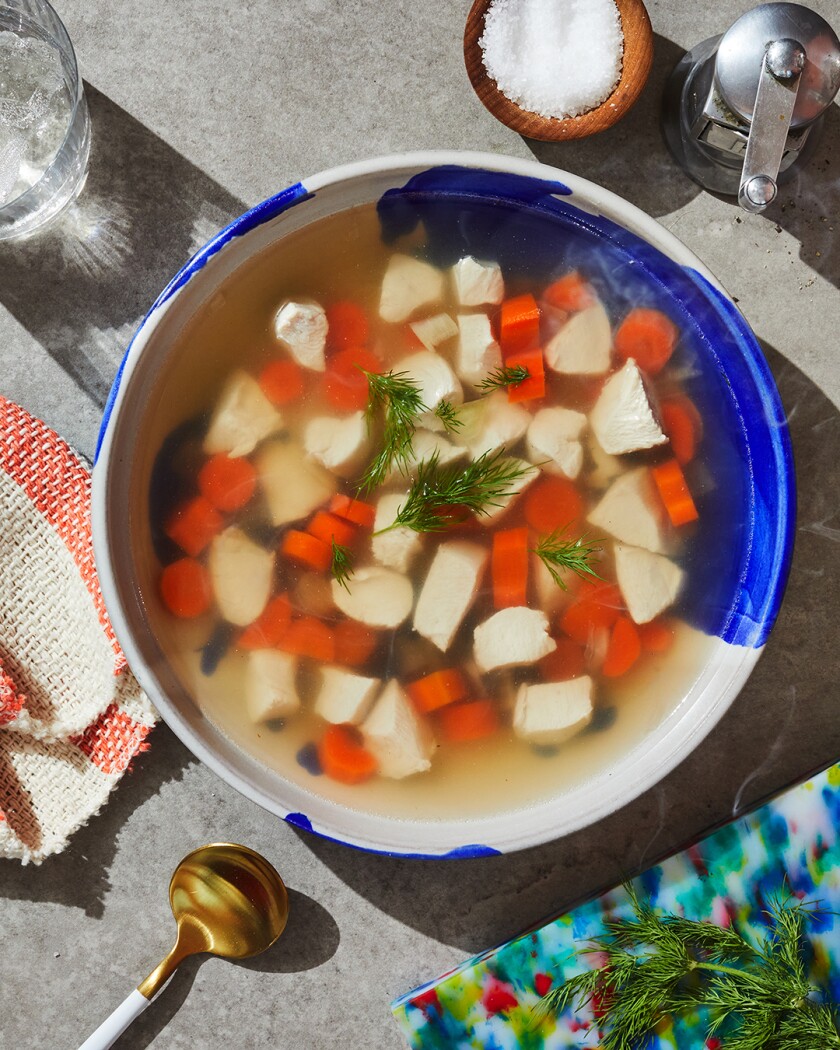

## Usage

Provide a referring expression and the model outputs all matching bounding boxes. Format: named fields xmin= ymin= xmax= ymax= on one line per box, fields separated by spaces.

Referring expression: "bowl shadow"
xmin=297 ymin=342 xmax=840 ymax=955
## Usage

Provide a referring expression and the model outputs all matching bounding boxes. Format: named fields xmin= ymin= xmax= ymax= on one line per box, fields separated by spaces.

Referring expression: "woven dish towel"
xmin=0 ymin=396 xmax=156 ymax=863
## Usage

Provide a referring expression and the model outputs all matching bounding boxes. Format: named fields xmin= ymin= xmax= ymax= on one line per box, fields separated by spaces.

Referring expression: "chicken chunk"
xmin=586 ymin=433 xmax=624 ymax=490
xmin=371 ymin=492 xmax=423 ymax=573
xmin=544 ymin=302 xmax=612 ymax=375
xmin=273 ymin=300 xmax=328 ymax=372
xmin=526 ymin=407 xmax=588 ymax=480
xmin=379 ymin=254 xmax=445 ymax=323
xmin=513 ymin=677 xmax=593 ymax=745
xmin=361 ymin=679 xmax=436 ymax=779
xmin=408 ymin=429 xmax=469 ymax=471
xmin=414 ymin=541 xmax=488 ymax=652
xmin=454 ymin=390 xmax=530 ymax=459
xmin=394 ymin=350 xmax=463 ymax=430
xmin=256 ymin=440 xmax=336 ymax=526
xmin=246 ymin=650 xmax=300 ymax=724
xmin=203 ymin=370 xmax=284 ymax=458
xmin=314 ymin=666 xmax=381 ymax=725
xmin=209 ymin=527 xmax=274 ymax=626
xmin=452 ymin=256 xmax=505 ymax=306
xmin=331 ymin=566 xmax=414 ymax=629
xmin=614 ymin=543 xmax=684 ymax=624
xmin=454 ymin=313 xmax=502 ymax=390
xmin=409 ymin=312 xmax=458 ymax=351
xmin=590 ymin=359 xmax=667 ymax=455
xmin=480 ymin=458 xmax=540 ymax=524
xmin=473 ymin=607 xmax=556 ymax=673
xmin=304 ymin=411 xmax=369 ymax=477
xmin=587 ymin=467 xmax=669 ymax=554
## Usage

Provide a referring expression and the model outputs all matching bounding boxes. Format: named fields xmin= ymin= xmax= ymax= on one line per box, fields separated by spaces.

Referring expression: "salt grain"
xmin=479 ymin=0 xmax=624 ymax=120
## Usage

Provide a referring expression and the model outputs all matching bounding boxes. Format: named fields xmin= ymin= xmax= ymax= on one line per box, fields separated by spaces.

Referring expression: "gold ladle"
xmin=78 ymin=843 xmax=289 ymax=1050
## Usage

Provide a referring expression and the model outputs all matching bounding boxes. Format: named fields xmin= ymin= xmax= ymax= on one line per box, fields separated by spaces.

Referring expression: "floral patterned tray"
xmin=392 ymin=762 xmax=840 ymax=1048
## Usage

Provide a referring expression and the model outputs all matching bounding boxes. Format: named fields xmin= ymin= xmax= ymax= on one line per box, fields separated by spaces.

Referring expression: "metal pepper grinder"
xmin=662 ymin=3 xmax=840 ymax=212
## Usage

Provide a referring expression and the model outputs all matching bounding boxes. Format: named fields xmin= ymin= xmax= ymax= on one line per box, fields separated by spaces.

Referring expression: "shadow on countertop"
xmin=0 ymin=84 xmax=246 ymax=409
xmin=299 ymin=342 xmax=840 ymax=957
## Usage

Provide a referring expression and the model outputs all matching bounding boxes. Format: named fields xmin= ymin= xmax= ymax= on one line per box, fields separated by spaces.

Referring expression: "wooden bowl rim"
xmin=464 ymin=0 xmax=654 ymax=142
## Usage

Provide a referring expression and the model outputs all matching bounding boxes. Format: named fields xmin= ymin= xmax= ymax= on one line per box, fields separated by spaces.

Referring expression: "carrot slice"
xmin=505 ymin=347 xmax=545 ymax=403
xmin=198 ymin=454 xmax=257 ymax=512
xmin=334 ymin=619 xmax=379 ymax=667
xmin=281 ymin=529 xmax=332 ymax=572
xmin=276 ymin=617 xmax=335 ymax=662
xmin=652 ymin=459 xmax=699 ymax=526
xmin=307 ymin=510 xmax=357 ymax=549
xmin=492 ymin=526 xmax=529 ymax=608
xmin=318 ymin=724 xmax=377 ymax=785
xmin=324 ymin=346 xmax=384 ymax=411
xmin=638 ymin=617 xmax=676 ymax=654
xmin=524 ymin=477 xmax=584 ymax=534
xmin=538 ymin=637 xmax=586 ymax=681
xmin=614 ymin=308 xmax=678 ymax=375
xmin=438 ymin=700 xmax=499 ymax=743
xmin=329 ymin=494 xmax=377 ymax=529
xmin=159 ymin=558 xmax=211 ymax=618
xmin=238 ymin=594 xmax=293 ymax=649
xmin=326 ymin=301 xmax=369 ymax=350
xmin=408 ymin=669 xmax=469 ymax=714
xmin=165 ymin=496 xmax=223 ymax=557
xmin=500 ymin=293 xmax=540 ymax=355
xmin=559 ymin=582 xmax=623 ymax=645
xmin=660 ymin=395 xmax=702 ymax=465
xmin=603 ymin=616 xmax=641 ymax=677
xmin=259 ymin=359 xmax=305 ymax=406
xmin=543 ymin=272 xmax=595 ymax=312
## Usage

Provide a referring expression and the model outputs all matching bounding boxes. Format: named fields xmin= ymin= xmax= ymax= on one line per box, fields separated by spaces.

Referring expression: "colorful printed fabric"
xmin=0 ymin=396 xmax=156 ymax=863
xmin=392 ymin=764 xmax=840 ymax=1048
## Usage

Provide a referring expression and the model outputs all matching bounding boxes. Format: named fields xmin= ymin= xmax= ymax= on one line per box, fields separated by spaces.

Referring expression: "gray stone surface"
xmin=0 ymin=0 xmax=838 ymax=1046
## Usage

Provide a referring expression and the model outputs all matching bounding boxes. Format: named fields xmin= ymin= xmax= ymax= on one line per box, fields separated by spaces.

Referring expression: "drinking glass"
xmin=0 ymin=0 xmax=90 ymax=240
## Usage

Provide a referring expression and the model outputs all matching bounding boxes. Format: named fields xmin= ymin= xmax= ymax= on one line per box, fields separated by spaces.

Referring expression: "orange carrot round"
xmin=259 ymin=359 xmax=305 ymax=406
xmin=334 ymin=619 xmax=379 ymax=667
xmin=408 ymin=669 xmax=469 ymax=714
xmin=652 ymin=459 xmax=699 ymax=526
xmin=660 ymin=395 xmax=702 ymax=465
xmin=165 ymin=496 xmax=223 ymax=557
xmin=281 ymin=530 xmax=332 ymax=572
xmin=438 ymin=700 xmax=499 ymax=743
xmin=543 ymin=272 xmax=595 ymax=312
xmin=276 ymin=617 xmax=335 ymax=662
xmin=160 ymin=558 xmax=211 ymax=618
xmin=539 ymin=637 xmax=586 ymax=681
xmin=500 ymin=293 xmax=540 ymax=355
xmin=505 ymin=347 xmax=546 ymax=404
xmin=307 ymin=510 xmax=357 ymax=549
xmin=326 ymin=301 xmax=369 ymax=350
xmin=524 ymin=478 xmax=584 ymax=534
xmin=238 ymin=594 xmax=293 ymax=649
xmin=492 ymin=527 xmax=529 ymax=608
xmin=602 ymin=616 xmax=641 ymax=677
xmin=329 ymin=494 xmax=377 ymax=529
xmin=638 ymin=617 xmax=676 ymax=654
xmin=318 ymin=724 xmax=377 ymax=785
xmin=198 ymin=454 xmax=257 ymax=512
xmin=559 ymin=581 xmax=623 ymax=646
xmin=324 ymin=347 xmax=384 ymax=411
xmin=614 ymin=308 xmax=678 ymax=375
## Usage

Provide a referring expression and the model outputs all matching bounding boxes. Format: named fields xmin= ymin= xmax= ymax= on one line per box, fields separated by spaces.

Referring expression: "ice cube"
xmin=0 ymin=133 xmax=23 ymax=204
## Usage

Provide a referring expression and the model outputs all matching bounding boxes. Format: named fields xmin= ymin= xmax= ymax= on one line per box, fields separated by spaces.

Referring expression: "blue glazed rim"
xmin=92 ymin=152 xmax=795 ymax=859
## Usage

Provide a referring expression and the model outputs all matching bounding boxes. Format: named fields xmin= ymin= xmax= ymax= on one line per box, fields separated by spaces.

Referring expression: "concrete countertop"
xmin=1 ymin=1 xmax=838 ymax=1046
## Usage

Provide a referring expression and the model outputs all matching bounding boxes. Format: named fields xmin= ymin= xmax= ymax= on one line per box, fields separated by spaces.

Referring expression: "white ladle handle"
xmin=77 ymin=988 xmax=150 ymax=1050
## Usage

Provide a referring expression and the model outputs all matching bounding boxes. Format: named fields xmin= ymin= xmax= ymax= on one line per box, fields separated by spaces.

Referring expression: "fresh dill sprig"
xmin=330 ymin=540 xmax=354 ymax=591
xmin=379 ymin=449 xmax=532 ymax=534
xmin=478 ymin=364 xmax=530 ymax=392
xmin=357 ymin=369 xmax=425 ymax=493
xmin=533 ymin=883 xmax=840 ymax=1050
xmin=533 ymin=528 xmax=603 ymax=590
xmin=434 ymin=399 xmax=463 ymax=433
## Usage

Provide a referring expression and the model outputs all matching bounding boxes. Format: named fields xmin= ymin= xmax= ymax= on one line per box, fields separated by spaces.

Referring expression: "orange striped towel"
xmin=0 ymin=397 xmax=156 ymax=863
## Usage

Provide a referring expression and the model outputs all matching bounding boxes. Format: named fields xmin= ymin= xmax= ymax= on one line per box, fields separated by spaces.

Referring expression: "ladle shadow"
xmin=0 ymin=84 xmax=246 ymax=409
xmin=523 ymin=35 xmax=702 ymax=217
xmin=0 ymin=725 xmax=195 ymax=918
xmin=298 ymin=343 xmax=840 ymax=955
xmin=109 ymin=889 xmax=340 ymax=1050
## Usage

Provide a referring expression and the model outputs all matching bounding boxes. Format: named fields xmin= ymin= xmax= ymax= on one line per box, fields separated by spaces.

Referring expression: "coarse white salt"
xmin=479 ymin=0 xmax=624 ymax=121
